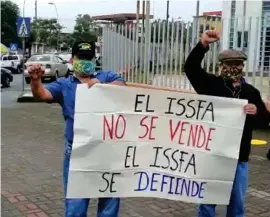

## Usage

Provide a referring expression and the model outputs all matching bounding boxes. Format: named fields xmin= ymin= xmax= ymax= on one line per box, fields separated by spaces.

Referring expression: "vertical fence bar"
xmin=260 ymin=17 xmax=266 ymax=92
xmin=151 ymin=23 xmax=157 ymax=85
xmin=252 ymin=17 xmax=260 ymax=86
xmin=112 ymin=25 xmax=116 ymax=72
xmin=212 ymin=18 xmax=218 ymax=75
xmin=246 ymin=17 xmax=252 ymax=80
xmin=233 ymin=18 xmax=238 ymax=49
xmin=174 ymin=21 xmax=180 ymax=88
xmin=179 ymin=22 xmax=185 ymax=89
xmin=135 ymin=22 xmax=139 ymax=82
xmin=161 ymin=21 xmax=166 ymax=86
xmin=184 ymin=22 xmax=190 ymax=89
xmin=156 ymin=21 xmax=162 ymax=86
xmin=127 ymin=24 xmax=132 ymax=82
xmin=169 ymin=19 xmax=175 ymax=87
xmin=131 ymin=25 xmax=136 ymax=83
xmin=165 ymin=20 xmax=171 ymax=87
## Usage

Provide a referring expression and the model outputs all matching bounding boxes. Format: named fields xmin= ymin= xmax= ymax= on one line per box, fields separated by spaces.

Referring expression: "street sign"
xmin=16 ymin=17 xmax=31 ymax=38
xmin=9 ymin=43 xmax=18 ymax=51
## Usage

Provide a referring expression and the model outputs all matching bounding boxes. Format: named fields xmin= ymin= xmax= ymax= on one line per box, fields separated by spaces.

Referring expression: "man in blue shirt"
xmin=28 ymin=41 xmax=125 ymax=217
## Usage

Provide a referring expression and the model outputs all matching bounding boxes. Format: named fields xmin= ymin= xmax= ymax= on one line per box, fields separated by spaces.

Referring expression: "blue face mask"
xmin=72 ymin=59 xmax=96 ymax=75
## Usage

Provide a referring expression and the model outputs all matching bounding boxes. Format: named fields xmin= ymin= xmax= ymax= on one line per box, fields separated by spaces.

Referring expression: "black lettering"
xmin=201 ymin=102 xmax=215 ymax=122
xmin=196 ymin=100 xmax=206 ymax=120
xmin=176 ymin=98 xmax=186 ymax=116
xmin=99 ymin=172 xmax=110 ymax=192
xmin=146 ymin=95 xmax=154 ymax=112
xmin=179 ymin=151 xmax=188 ymax=172
xmin=185 ymin=100 xmax=196 ymax=119
xmin=161 ymin=148 xmax=171 ymax=169
xmin=149 ymin=147 xmax=162 ymax=168
xmin=170 ymin=150 xmax=179 ymax=171
xmin=99 ymin=172 xmax=121 ymax=193
xmin=134 ymin=94 xmax=145 ymax=112
xmin=164 ymin=97 xmax=176 ymax=114
xmin=185 ymin=154 xmax=196 ymax=175
xmin=124 ymin=146 xmax=139 ymax=168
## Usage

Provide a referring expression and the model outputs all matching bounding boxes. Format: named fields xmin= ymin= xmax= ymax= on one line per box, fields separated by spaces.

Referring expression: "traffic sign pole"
xmin=16 ymin=17 xmax=31 ymax=93
xmin=22 ymin=38 xmax=25 ymax=92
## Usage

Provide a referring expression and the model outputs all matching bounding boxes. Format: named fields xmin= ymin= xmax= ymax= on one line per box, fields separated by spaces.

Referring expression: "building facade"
xmin=221 ymin=0 xmax=270 ymax=72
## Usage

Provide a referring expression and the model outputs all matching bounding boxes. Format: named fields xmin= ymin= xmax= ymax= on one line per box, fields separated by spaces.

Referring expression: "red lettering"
xmin=187 ymin=124 xmax=199 ymax=147
xmin=168 ymin=120 xmax=214 ymax=152
xmin=102 ymin=114 xmax=126 ymax=140
xmin=196 ymin=125 xmax=206 ymax=149
xmin=138 ymin=116 xmax=158 ymax=140
xmin=169 ymin=120 xmax=181 ymax=141
xmin=205 ymin=128 xmax=215 ymax=151
xmin=178 ymin=121 xmax=189 ymax=145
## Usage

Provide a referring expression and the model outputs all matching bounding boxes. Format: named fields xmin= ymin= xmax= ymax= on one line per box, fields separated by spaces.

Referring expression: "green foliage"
xmin=1 ymin=0 xmax=20 ymax=46
xmin=31 ymin=18 xmax=63 ymax=48
xmin=72 ymin=14 xmax=99 ymax=42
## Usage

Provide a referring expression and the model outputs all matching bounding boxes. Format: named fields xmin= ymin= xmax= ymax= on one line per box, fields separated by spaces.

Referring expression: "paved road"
xmin=1 ymin=75 xmax=270 ymax=217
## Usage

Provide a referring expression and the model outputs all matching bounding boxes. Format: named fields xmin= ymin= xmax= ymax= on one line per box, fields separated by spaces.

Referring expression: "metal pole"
xmin=35 ymin=0 xmax=37 ymax=19
xmin=22 ymin=38 xmax=25 ymax=91
xmin=49 ymin=2 xmax=59 ymax=52
xmin=22 ymin=0 xmax=26 ymax=92
xmin=142 ymin=0 xmax=145 ymax=35
xmin=166 ymin=0 xmax=170 ymax=23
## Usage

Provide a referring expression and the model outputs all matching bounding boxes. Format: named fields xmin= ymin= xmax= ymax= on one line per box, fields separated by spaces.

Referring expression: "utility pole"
xmin=35 ymin=0 xmax=37 ymax=19
xmin=166 ymin=0 xmax=170 ymax=23
xmin=142 ymin=0 xmax=145 ymax=34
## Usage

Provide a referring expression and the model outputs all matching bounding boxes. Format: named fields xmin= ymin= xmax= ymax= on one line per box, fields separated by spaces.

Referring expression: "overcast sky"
xmin=12 ymin=0 xmax=222 ymax=32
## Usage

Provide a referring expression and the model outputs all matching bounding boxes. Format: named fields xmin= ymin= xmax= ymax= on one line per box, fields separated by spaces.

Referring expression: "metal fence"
xmin=101 ymin=16 xmax=270 ymax=100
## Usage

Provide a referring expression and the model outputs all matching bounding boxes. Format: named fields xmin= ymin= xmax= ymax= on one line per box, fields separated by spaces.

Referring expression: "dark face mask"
xmin=220 ymin=62 xmax=244 ymax=82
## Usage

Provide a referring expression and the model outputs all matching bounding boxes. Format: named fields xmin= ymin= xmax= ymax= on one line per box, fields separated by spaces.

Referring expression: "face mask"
xmin=220 ymin=63 xmax=243 ymax=82
xmin=72 ymin=59 xmax=96 ymax=76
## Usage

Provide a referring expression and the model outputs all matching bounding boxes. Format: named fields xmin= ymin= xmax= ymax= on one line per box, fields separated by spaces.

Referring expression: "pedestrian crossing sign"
xmin=9 ymin=43 xmax=18 ymax=51
xmin=16 ymin=17 xmax=31 ymax=38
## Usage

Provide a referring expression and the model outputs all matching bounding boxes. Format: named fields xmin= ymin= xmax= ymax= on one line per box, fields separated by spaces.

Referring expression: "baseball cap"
xmin=71 ymin=41 xmax=96 ymax=60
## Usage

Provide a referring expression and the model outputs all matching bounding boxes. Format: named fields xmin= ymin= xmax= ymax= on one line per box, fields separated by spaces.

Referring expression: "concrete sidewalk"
xmin=1 ymin=103 xmax=270 ymax=217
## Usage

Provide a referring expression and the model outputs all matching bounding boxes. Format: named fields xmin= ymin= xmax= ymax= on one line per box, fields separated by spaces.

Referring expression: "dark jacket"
xmin=184 ymin=42 xmax=270 ymax=162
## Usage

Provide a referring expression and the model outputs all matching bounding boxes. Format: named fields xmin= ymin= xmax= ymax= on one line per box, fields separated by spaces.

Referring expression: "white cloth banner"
xmin=67 ymin=84 xmax=247 ymax=205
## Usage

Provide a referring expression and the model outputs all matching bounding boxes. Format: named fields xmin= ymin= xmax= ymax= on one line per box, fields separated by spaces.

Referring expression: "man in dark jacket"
xmin=184 ymin=30 xmax=270 ymax=217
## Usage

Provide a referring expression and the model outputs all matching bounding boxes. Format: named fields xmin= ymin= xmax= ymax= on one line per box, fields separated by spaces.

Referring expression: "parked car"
xmin=1 ymin=68 xmax=13 ymax=87
xmin=24 ymin=54 xmax=68 ymax=84
xmin=58 ymin=53 xmax=73 ymax=76
xmin=1 ymin=54 xmax=23 ymax=74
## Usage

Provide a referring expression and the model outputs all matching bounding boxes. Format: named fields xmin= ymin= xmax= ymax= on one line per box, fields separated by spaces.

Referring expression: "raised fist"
xmin=200 ymin=30 xmax=220 ymax=47
xmin=27 ymin=64 xmax=44 ymax=81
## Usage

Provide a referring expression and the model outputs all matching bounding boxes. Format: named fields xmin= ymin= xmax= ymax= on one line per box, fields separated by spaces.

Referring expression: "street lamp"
xmin=48 ymin=2 xmax=59 ymax=52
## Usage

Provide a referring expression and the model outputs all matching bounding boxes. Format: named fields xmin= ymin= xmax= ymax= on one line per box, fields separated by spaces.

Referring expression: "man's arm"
xmin=184 ymin=41 xmax=216 ymax=94
xmin=253 ymin=89 xmax=270 ymax=127
xmin=105 ymin=71 xmax=126 ymax=85
xmin=30 ymin=79 xmax=53 ymax=101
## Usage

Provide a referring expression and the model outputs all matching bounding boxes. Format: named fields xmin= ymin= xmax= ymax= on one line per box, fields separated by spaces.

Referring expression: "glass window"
xmin=28 ymin=55 xmax=51 ymax=62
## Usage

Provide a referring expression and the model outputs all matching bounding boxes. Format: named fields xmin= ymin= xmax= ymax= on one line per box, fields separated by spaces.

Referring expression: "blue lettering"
xmin=134 ymin=172 xmax=149 ymax=191
xmin=191 ymin=180 xmax=200 ymax=197
xmin=175 ymin=177 xmax=182 ymax=195
xmin=150 ymin=173 xmax=160 ymax=191
xmin=199 ymin=182 xmax=207 ymax=198
xmin=181 ymin=179 xmax=191 ymax=196
xmin=134 ymin=171 xmax=207 ymax=199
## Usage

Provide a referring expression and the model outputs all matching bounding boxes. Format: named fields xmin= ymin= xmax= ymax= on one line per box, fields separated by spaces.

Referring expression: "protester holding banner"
xmin=28 ymin=41 xmax=125 ymax=217
xmin=184 ymin=30 xmax=270 ymax=217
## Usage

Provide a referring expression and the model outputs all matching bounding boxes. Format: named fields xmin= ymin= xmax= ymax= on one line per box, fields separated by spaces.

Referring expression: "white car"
xmin=58 ymin=53 xmax=73 ymax=75
xmin=24 ymin=54 xmax=68 ymax=84
xmin=1 ymin=54 xmax=23 ymax=73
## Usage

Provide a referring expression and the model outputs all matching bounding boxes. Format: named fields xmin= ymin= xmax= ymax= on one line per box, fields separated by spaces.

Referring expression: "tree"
xmin=72 ymin=14 xmax=99 ymax=42
xmin=31 ymin=18 xmax=63 ymax=48
xmin=1 ymin=0 xmax=20 ymax=46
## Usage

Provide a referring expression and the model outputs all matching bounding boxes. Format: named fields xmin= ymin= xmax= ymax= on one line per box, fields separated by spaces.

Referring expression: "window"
xmin=12 ymin=56 xmax=18 ymax=60
xmin=237 ymin=31 xmax=248 ymax=48
xmin=28 ymin=55 xmax=51 ymax=62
